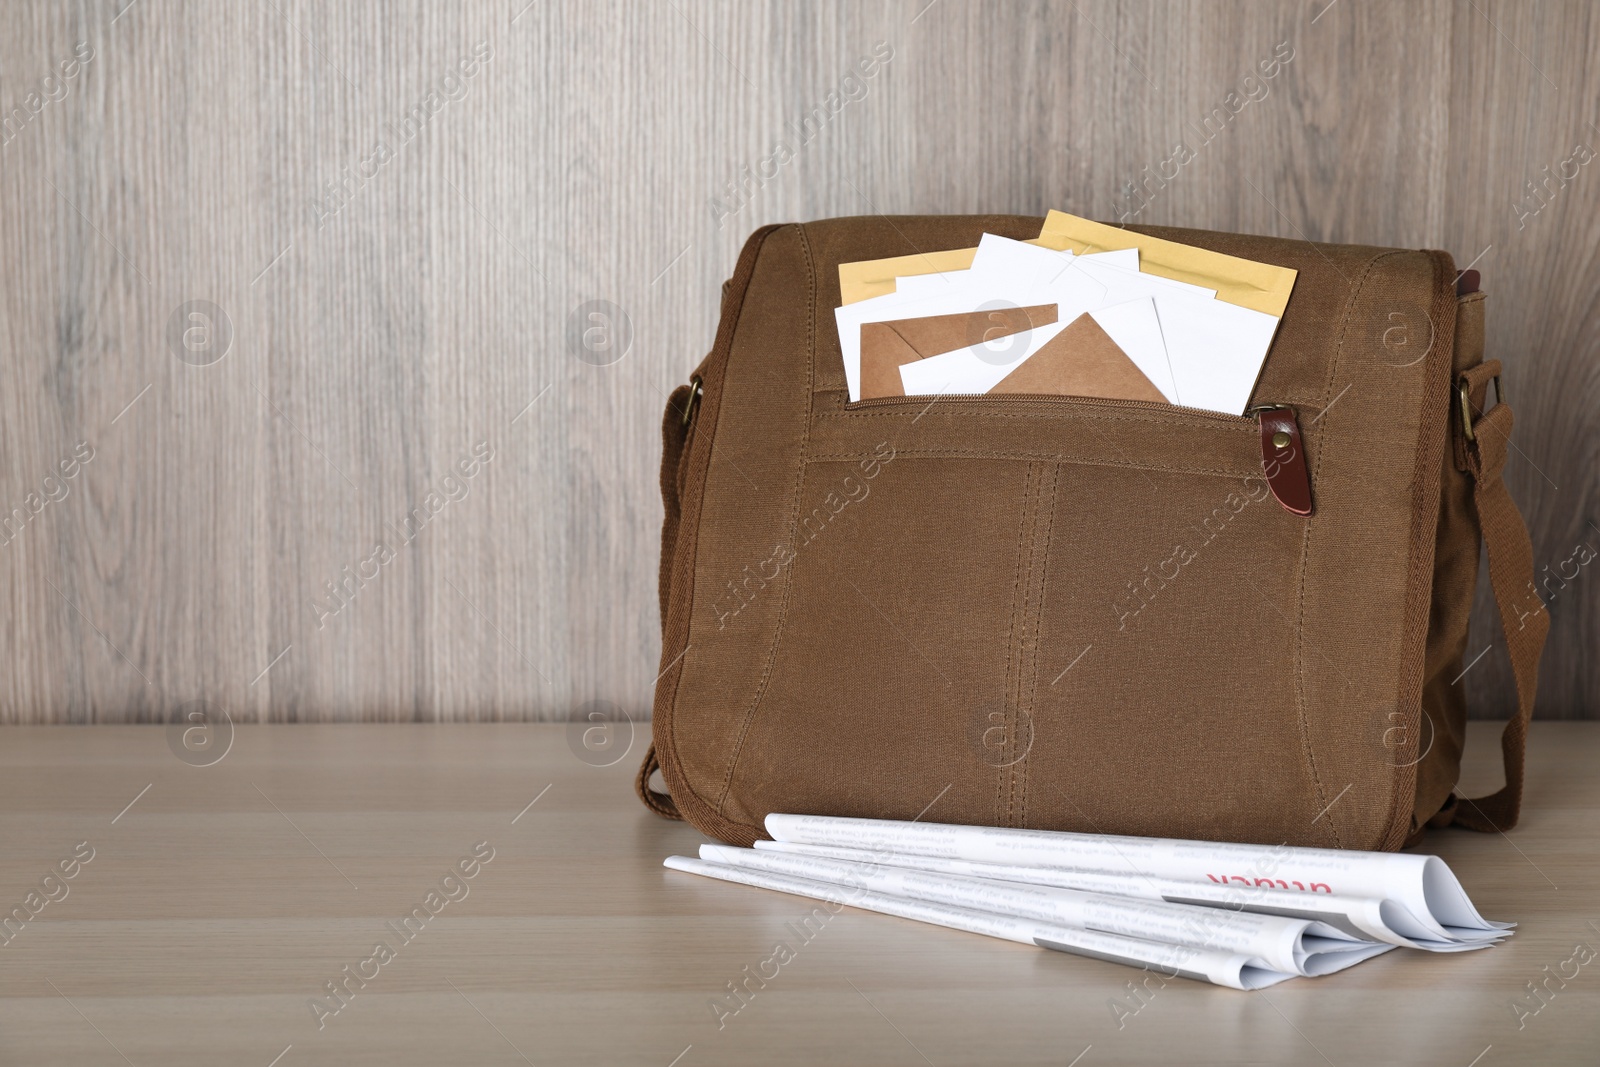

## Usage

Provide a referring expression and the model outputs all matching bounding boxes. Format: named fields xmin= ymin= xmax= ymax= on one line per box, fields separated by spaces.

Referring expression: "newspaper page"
xmin=763 ymin=814 xmax=1509 ymax=946
xmin=700 ymin=844 xmax=1392 ymax=976
xmin=664 ymin=855 xmax=1293 ymax=990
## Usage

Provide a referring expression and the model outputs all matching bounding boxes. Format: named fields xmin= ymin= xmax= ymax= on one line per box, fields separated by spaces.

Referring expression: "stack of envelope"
xmin=835 ymin=211 xmax=1298 ymax=416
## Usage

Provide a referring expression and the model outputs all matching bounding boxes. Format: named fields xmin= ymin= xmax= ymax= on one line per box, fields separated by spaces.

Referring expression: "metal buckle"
xmin=1458 ymin=374 xmax=1502 ymax=444
xmin=681 ymin=374 xmax=703 ymax=428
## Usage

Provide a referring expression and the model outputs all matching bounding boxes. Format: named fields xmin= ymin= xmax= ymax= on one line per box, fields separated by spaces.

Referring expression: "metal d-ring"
xmin=1459 ymin=374 xmax=1502 ymax=444
xmin=681 ymin=374 xmax=703 ymax=428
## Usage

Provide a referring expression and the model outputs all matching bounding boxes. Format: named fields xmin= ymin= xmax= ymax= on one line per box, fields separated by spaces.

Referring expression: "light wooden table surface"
xmin=0 ymin=721 xmax=1594 ymax=1066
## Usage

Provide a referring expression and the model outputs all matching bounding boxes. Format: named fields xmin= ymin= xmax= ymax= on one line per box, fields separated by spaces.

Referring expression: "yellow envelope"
xmin=837 ymin=247 xmax=987 ymax=305
xmin=837 ymin=211 xmax=1296 ymax=318
xmin=1035 ymin=210 xmax=1295 ymax=317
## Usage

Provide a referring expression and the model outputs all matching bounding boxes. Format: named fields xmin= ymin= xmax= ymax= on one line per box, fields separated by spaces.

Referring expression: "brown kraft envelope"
xmin=989 ymin=312 xmax=1166 ymax=401
xmin=859 ymin=304 xmax=1058 ymax=399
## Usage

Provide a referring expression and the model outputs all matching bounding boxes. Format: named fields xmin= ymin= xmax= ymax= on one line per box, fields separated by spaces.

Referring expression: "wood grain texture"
xmin=0 ymin=1 xmax=1595 ymax=722
xmin=0 ymin=721 xmax=1595 ymax=1065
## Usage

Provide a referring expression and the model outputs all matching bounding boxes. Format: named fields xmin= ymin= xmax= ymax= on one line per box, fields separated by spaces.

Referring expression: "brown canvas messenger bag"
xmin=635 ymin=215 xmax=1549 ymax=852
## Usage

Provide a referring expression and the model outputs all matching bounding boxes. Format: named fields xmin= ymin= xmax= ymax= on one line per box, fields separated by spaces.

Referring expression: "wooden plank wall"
xmin=0 ymin=1 xmax=1594 ymax=722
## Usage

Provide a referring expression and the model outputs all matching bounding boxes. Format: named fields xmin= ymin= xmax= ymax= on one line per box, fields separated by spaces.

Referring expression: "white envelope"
xmin=1147 ymin=289 xmax=1281 ymax=414
xmin=970 ymin=239 xmax=1146 ymax=291
xmin=968 ymin=232 xmax=1072 ymax=290
xmin=1087 ymin=298 xmax=1176 ymax=400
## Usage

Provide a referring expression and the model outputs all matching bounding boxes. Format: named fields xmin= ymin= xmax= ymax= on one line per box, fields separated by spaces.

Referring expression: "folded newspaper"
xmin=662 ymin=814 xmax=1510 ymax=990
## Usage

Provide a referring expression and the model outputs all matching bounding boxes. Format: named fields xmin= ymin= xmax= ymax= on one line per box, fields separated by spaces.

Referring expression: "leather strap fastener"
xmin=1257 ymin=405 xmax=1313 ymax=515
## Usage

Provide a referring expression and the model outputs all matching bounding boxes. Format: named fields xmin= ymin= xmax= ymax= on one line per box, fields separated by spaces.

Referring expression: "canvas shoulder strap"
xmin=1448 ymin=359 xmax=1549 ymax=833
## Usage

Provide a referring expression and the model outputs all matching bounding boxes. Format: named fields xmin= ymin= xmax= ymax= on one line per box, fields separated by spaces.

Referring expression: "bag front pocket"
xmin=718 ymin=449 xmax=1051 ymax=830
xmin=717 ymin=391 xmax=1340 ymax=845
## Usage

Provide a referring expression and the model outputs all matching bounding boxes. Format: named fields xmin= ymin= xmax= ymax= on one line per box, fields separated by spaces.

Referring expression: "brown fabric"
xmin=1412 ymin=292 xmax=1486 ymax=834
xmin=860 ymin=304 xmax=1057 ymax=399
xmin=989 ymin=313 xmax=1165 ymax=401
xmin=643 ymin=216 xmax=1546 ymax=851
xmin=636 ymin=382 xmax=699 ymax=821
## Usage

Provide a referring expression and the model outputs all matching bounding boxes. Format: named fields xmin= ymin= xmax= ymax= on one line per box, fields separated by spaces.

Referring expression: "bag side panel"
xmin=652 ymin=224 xmax=802 ymax=845
xmin=1413 ymin=290 xmax=1487 ymax=828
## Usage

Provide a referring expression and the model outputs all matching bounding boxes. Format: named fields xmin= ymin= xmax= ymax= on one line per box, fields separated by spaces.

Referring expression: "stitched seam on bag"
xmin=714 ymin=224 xmax=818 ymax=820
xmin=1000 ymin=463 xmax=1037 ymax=827
xmin=808 ymin=448 xmax=1255 ymax=478
xmin=1291 ymin=249 xmax=1406 ymax=849
xmin=1005 ymin=463 xmax=1038 ymax=829
xmin=1015 ymin=462 xmax=1060 ymax=829
xmin=1291 ymin=511 xmax=1338 ymax=848
xmin=1288 ymin=252 xmax=1384 ymax=849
